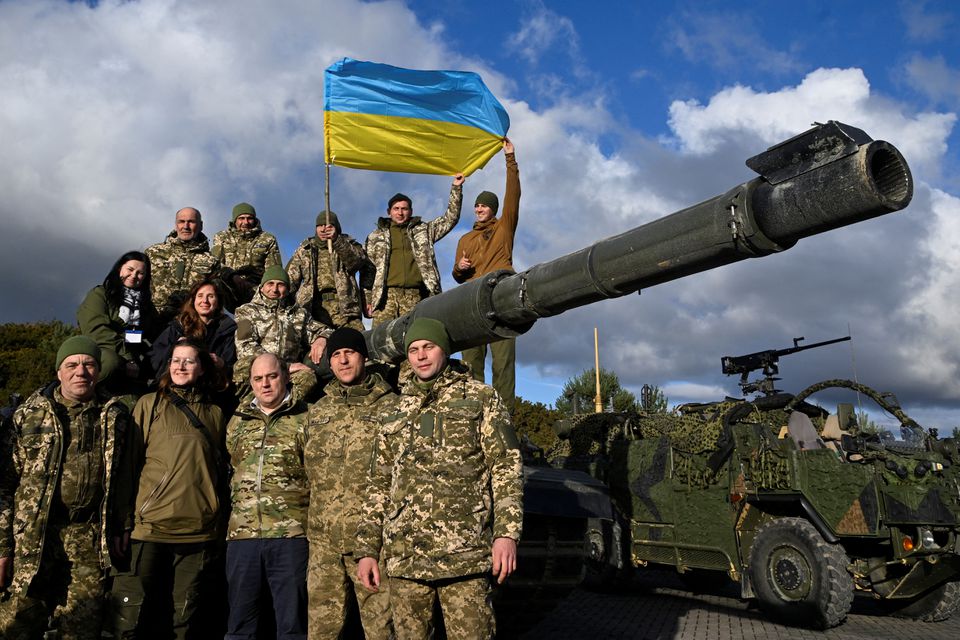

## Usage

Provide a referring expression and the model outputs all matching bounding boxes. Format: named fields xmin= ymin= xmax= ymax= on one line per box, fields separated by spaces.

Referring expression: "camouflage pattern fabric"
xmin=304 ymin=372 xmax=398 ymax=639
xmin=638 ymin=411 xmax=727 ymax=455
xmin=371 ymin=287 xmax=425 ymax=328
xmin=287 ymin=234 xmax=369 ymax=327
xmin=225 ymin=395 xmax=309 ymax=540
xmin=307 ymin=553 xmax=391 ymax=640
xmin=211 ymin=221 xmax=282 ymax=286
xmin=363 ymin=183 xmax=462 ymax=311
xmin=0 ymin=522 xmax=104 ymax=640
xmin=233 ymin=290 xmax=333 ymax=386
xmin=390 ymin=575 xmax=494 ymax=640
xmin=355 ymin=360 xmax=523 ymax=581
xmin=0 ymin=383 xmax=129 ymax=595
xmin=145 ymin=231 xmax=221 ymax=318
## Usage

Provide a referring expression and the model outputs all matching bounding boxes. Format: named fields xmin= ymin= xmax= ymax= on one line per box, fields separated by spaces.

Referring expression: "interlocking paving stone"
xmin=516 ymin=568 xmax=960 ymax=639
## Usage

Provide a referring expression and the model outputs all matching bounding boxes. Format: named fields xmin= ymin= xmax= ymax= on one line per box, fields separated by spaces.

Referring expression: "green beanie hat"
xmin=232 ymin=202 xmax=256 ymax=222
xmin=404 ymin=317 xmax=451 ymax=355
xmin=475 ymin=191 xmax=499 ymax=215
xmin=315 ymin=210 xmax=341 ymax=232
xmin=56 ymin=335 xmax=101 ymax=369
xmin=260 ymin=265 xmax=290 ymax=286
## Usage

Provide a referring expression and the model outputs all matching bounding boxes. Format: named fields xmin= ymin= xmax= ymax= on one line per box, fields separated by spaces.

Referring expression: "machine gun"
xmin=364 ymin=121 xmax=912 ymax=363
xmin=721 ymin=335 xmax=852 ymax=396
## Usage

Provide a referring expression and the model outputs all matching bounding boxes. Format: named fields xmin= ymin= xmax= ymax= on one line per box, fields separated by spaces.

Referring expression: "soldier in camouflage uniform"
xmin=363 ymin=175 xmax=464 ymax=327
xmin=356 ymin=318 xmax=523 ymax=640
xmin=224 ymin=353 xmax=309 ymax=639
xmin=234 ymin=265 xmax=332 ymax=401
xmin=0 ymin=336 xmax=131 ymax=640
xmin=304 ymin=328 xmax=399 ymax=639
xmin=212 ymin=202 xmax=283 ymax=308
xmin=146 ymin=207 xmax=222 ymax=321
xmin=287 ymin=210 xmax=369 ymax=331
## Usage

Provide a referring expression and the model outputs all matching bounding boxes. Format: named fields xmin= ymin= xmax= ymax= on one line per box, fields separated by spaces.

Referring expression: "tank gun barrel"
xmin=367 ymin=121 xmax=912 ymax=363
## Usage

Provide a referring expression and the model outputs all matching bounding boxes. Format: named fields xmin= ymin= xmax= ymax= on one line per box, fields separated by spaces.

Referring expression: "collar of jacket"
xmin=400 ymin=358 xmax=469 ymax=397
xmin=237 ymin=392 xmax=305 ymax=421
xmin=376 ymin=216 xmax=423 ymax=230
xmin=472 ymin=217 xmax=498 ymax=232
xmin=230 ymin=223 xmax=263 ymax=239
xmin=324 ymin=371 xmax=391 ymax=401
xmin=164 ymin=231 xmax=212 ymax=252
xmin=41 ymin=380 xmax=111 ymax=408
xmin=252 ymin=288 xmax=291 ymax=310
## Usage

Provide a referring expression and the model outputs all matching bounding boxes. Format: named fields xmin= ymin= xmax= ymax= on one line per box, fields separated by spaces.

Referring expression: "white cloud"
xmin=2 ymin=0 xmax=959 ymax=429
xmin=903 ymin=54 xmax=960 ymax=107
xmin=666 ymin=68 xmax=956 ymax=174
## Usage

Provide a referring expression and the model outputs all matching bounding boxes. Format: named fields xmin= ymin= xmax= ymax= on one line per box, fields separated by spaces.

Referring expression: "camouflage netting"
xmin=547 ymin=413 xmax=626 ymax=465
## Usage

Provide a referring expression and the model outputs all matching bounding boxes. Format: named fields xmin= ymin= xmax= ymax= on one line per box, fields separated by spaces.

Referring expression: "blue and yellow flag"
xmin=324 ymin=58 xmax=510 ymax=176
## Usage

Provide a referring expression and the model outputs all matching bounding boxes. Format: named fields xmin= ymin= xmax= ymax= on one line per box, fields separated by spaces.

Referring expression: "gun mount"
xmin=366 ymin=120 xmax=912 ymax=362
xmin=722 ymin=335 xmax=852 ymax=396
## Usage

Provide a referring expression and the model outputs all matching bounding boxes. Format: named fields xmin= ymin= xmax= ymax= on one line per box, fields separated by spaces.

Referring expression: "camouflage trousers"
xmin=390 ymin=574 xmax=494 ymax=640
xmin=462 ymin=337 xmax=516 ymax=413
xmin=311 ymin=292 xmax=364 ymax=331
xmin=371 ymin=286 xmax=426 ymax=328
xmin=307 ymin=551 xmax=391 ymax=640
xmin=0 ymin=521 xmax=104 ymax=640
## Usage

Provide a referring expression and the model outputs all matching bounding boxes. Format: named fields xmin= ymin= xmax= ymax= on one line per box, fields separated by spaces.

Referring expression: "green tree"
xmin=856 ymin=409 xmax=881 ymax=435
xmin=512 ymin=396 xmax=563 ymax=453
xmin=555 ymin=367 xmax=637 ymax=414
xmin=0 ymin=321 xmax=77 ymax=407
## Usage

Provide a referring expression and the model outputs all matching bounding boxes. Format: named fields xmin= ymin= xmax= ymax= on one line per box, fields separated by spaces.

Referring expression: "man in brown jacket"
xmin=452 ymin=138 xmax=520 ymax=411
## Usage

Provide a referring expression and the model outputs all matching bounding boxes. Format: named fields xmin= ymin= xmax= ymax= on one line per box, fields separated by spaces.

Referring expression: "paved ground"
xmin=516 ymin=569 xmax=960 ymax=640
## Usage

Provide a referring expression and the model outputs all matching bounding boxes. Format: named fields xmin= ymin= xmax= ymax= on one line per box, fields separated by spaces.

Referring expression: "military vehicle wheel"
xmin=748 ymin=518 xmax=853 ymax=629
xmin=883 ymin=581 xmax=960 ymax=622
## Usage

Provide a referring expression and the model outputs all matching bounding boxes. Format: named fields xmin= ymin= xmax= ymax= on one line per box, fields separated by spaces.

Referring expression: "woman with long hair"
xmin=77 ymin=250 xmax=159 ymax=392
xmin=149 ymin=277 xmax=237 ymax=379
xmin=110 ymin=338 xmax=228 ymax=639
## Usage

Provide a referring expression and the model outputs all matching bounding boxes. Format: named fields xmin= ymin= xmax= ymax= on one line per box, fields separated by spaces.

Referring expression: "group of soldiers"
xmin=0 ymin=140 xmax=523 ymax=639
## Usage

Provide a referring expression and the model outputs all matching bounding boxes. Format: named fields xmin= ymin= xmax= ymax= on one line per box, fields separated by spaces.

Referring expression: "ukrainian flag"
xmin=324 ymin=58 xmax=510 ymax=176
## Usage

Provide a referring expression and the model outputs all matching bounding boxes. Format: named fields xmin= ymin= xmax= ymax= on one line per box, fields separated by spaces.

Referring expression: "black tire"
xmin=884 ymin=581 xmax=960 ymax=622
xmin=748 ymin=517 xmax=853 ymax=629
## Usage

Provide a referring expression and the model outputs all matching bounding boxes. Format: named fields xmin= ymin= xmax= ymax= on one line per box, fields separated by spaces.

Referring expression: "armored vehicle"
xmin=551 ymin=339 xmax=960 ymax=629
xmin=359 ymin=121 xmax=918 ymax=629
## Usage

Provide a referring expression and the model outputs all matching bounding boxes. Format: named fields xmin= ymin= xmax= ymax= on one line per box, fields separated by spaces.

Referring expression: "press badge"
xmin=125 ymin=329 xmax=143 ymax=344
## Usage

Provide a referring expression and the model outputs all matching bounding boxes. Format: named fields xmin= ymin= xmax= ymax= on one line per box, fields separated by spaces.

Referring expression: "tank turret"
xmin=367 ymin=120 xmax=912 ymax=361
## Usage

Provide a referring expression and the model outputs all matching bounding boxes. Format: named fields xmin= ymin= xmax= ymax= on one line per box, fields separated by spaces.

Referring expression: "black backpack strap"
xmin=167 ymin=392 xmax=223 ymax=466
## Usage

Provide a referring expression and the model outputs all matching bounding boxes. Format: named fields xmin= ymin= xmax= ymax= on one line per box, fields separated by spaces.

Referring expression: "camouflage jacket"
xmin=0 ymin=383 xmax=130 ymax=593
xmin=287 ymin=234 xmax=369 ymax=322
xmin=234 ymin=291 xmax=333 ymax=384
xmin=146 ymin=231 xmax=221 ymax=316
xmin=225 ymin=395 xmax=309 ymax=540
xmin=355 ymin=360 xmax=523 ymax=581
xmin=212 ymin=221 xmax=282 ymax=284
xmin=304 ymin=373 xmax=399 ymax=560
xmin=363 ymin=184 xmax=462 ymax=309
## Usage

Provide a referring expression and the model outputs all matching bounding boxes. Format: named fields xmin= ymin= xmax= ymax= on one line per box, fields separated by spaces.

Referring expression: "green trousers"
xmin=461 ymin=337 xmax=516 ymax=412
xmin=109 ymin=540 xmax=218 ymax=640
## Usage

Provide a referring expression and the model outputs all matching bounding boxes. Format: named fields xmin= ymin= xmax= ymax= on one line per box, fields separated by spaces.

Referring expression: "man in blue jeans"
xmin=223 ymin=353 xmax=310 ymax=639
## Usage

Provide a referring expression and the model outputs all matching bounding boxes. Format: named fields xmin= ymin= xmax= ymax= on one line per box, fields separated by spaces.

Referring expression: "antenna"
xmin=594 ymin=327 xmax=603 ymax=413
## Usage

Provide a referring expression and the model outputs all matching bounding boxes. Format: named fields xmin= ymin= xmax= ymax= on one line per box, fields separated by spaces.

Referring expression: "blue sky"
xmin=1 ymin=0 xmax=959 ymax=429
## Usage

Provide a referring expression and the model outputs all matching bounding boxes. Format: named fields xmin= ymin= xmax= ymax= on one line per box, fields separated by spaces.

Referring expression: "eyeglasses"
xmin=170 ymin=357 xmax=198 ymax=367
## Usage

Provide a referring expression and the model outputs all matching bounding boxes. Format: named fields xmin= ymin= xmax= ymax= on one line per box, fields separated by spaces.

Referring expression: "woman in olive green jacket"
xmin=77 ymin=250 xmax=160 ymax=394
xmin=110 ymin=338 xmax=228 ymax=639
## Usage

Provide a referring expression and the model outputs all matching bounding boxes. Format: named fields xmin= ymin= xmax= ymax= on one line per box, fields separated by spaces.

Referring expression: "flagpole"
xmin=324 ymin=162 xmax=332 ymax=253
